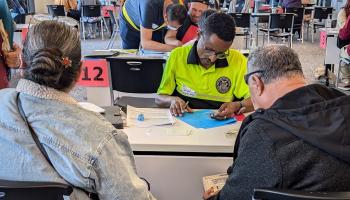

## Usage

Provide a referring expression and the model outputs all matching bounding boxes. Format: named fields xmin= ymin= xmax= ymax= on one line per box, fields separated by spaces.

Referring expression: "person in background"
xmin=156 ymin=13 xmax=253 ymax=117
xmin=119 ymin=0 xmax=179 ymax=51
xmin=338 ymin=14 xmax=350 ymax=87
xmin=184 ymin=9 xmax=217 ymax=46
xmin=278 ymin=0 xmax=301 ymax=8
xmin=0 ymin=21 xmax=156 ymax=200
xmin=55 ymin=0 xmax=80 ymax=21
xmin=0 ymin=0 xmax=21 ymax=89
xmin=78 ymin=0 xmax=102 ymax=39
xmin=337 ymin=0 xmax=350 ymax=28
xmin=198 ymin=9 xmax=217 ymax=27
xmin=6 ymin=0 xmax=27 ymax=23
xmin=165 ymin=0 xmax=209 ymax=47
xmin=228 ymin=0 xmax=251 ymax=13
xmin=165 ymin=4 xmax=187 ymax=32
xmin=203 ymin=45 xmax=350 ymax=200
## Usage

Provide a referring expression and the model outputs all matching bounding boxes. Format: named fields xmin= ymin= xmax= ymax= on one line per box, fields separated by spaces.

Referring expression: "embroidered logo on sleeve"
xmin=216 ymin=77 xmax=231 ymax=94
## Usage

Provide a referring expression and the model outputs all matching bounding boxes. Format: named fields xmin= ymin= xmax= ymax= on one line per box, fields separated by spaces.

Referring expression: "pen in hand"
xmin=182 ymin=101 xmax=189 ymax=113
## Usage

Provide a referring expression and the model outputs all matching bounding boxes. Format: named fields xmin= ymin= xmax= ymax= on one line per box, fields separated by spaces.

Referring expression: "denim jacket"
xmin=0 ymin=79 xmax=156 ymax=200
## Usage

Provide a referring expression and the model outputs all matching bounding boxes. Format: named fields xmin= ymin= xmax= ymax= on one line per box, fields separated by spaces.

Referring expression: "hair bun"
xmin=29 ymin=48 xmax=65 ymax=84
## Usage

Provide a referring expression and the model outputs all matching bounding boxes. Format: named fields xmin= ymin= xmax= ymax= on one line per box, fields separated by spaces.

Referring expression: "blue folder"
xmin=177 ymin=109 xmax=236 ymax=129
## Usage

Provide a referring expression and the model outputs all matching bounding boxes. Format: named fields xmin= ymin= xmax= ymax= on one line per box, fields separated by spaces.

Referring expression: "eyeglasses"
xmin=198 ymin=37 xmax=230 ymax=60
xmin=244 ymin=70 xmax=265 ymax=84
xmin=202 ymin=49 xmax=230 ymax=59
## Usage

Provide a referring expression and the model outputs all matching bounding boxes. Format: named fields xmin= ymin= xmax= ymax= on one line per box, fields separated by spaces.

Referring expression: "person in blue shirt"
xmin=119 ymin=0 xmax=179 ymax=52
xmin=0 ymin=0 xmax=21 ymax=89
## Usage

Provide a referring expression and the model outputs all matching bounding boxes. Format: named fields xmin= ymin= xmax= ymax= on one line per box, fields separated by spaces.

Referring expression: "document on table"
xmin=177 ymin=110 xmax=236 ymax=129
xmin=78 ymin=102 xmax=105 ymax=113
xmin=126 ymin=105 xmax=175 ymax=128
xmin=202 ymin=173 xmax=228 ymax=193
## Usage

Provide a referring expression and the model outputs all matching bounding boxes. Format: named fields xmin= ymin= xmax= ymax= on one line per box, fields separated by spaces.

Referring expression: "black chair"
xmin=47 ymin=5 xmax=65 ymax=18
xmin=81 ymin=5 xmax=106 ymax=40
xmin=311 ymin=6 xmax=333 ymax=42
xmin=260 ymin=13 xmax=294 ymax=47
xmin=229 ymin=13 xmax=251 ymax=48
xmin=106 ymin=9 xmax=119 ymax=49
xmin=0 ymin=179 xmax=72 ymax=200
xmin=286 ymin=7 xmax=305 ymax=43
xmin=253 ymin=188 xmax=350 ymax=200
xmin=107 ymin=57 xmax=166 ymax=109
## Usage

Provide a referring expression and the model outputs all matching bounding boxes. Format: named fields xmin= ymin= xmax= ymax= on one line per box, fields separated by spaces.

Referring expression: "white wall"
xmin=34 ymin=0 xmax=55 ymax=13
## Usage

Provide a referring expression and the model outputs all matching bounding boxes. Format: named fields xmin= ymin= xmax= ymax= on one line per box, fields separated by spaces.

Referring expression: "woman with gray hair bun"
xmin=0 ymin=21 xmax=157 ymax=200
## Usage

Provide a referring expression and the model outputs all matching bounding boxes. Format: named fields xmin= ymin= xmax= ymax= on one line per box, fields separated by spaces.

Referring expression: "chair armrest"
xmin=0 ymin=179 xmax=73 ymax=195
xmin=253 ymin=188 xmax=350 ymax=200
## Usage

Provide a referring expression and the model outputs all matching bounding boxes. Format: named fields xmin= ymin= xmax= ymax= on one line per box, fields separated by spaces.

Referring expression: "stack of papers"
xmin=177 ymin=110 xmax=236 ymax=129
xmin=126 ymin=105 xmax=175 ymax=128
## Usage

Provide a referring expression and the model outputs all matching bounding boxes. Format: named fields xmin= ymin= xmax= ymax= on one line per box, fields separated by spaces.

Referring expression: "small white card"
xmin=78 ymin=102 xmax=105 ymax=113
xmin=202 ymin=173 xmax=228 ymax=193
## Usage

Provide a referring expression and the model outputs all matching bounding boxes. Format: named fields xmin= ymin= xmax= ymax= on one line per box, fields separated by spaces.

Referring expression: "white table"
xmin=124 ymin=117 xmax=241 ymax=200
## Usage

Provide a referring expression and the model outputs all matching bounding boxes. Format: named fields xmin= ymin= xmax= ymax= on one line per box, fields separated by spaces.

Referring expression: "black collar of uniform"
xmin=187 ymin=41 xmax=229 ymax=68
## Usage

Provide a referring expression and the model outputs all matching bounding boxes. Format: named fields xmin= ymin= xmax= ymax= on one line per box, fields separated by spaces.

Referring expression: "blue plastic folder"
xmin=177 ymin=110 xmax=236 ymax=129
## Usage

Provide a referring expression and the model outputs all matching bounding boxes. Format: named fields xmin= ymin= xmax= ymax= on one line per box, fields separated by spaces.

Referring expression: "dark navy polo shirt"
xmin=124 ymin=0 xmax=165 ymax=30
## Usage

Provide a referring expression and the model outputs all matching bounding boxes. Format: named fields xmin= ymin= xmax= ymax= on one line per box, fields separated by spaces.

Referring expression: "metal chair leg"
xmin=103 ymin=17 xmax=110 ymax=34
xmin=107 ymin=29 xmax=116 ymax=49
xmin=81 ymin=19 xmax=86 ymax=41
xmin=311 ymin=22 xmax=314 ymax=43
xmin=101 ymin=20 xmax=104 ymax=40
xmin=262 ymin=33 xmax=265 ymax=46
xmin=301 ymin=23 xmax=304 ymax=44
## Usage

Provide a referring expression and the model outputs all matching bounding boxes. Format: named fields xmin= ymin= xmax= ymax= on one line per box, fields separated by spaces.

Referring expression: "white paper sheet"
xmin=126 ymin=105 xmax=175 ymax=128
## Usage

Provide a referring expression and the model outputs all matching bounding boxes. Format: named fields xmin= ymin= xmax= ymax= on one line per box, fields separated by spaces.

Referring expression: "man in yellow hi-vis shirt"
xmin=156 ymin=13 xmax=253 ymax=117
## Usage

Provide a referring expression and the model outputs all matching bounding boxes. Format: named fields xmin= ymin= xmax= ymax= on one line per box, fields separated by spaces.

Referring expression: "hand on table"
xmin=214 ymin=102 xmax=245 ymax=119
xmin=170 ymin=97 xmax=193 ymax=117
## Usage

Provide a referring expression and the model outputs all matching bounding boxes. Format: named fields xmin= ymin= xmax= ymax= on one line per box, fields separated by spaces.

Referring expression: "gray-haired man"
xmin=204 ymin=45 xmax=350 ymax=200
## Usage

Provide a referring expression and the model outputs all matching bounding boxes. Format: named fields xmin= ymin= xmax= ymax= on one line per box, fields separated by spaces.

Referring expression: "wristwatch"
xmin=238 ymin=101 xmax=244 ymax=109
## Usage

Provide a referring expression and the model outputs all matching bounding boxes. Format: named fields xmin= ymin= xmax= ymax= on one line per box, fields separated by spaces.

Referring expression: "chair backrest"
xmin=285 ymin=7 xmax=305 ymax=25
xmin=269 ymin=13 xmax=294 ymax=29
xmin=108 ymin=57 xmax=165 ymax=93
xmin=27 ymin=0 xmax=36 ymax=14
xmin=257 ymin=9 xmax=270 ymax=23
xmin=0 ymin=179 xmax=72 ymax=200
xmin=313 ymin=6 xmax=333 ymax=20
xmin=82 ymin=5 xmax=101 ymax=18
xmin=47 ymin=5 xmax=65 ymax=17
xmin=229 ymin=13 xmax=251 ymax=28
xmin=253 ymin=188 xmax=350 ymax=200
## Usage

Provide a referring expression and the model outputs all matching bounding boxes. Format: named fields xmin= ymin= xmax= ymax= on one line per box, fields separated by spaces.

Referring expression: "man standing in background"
xmin=119 ymin=0 xmax=179 ymax=52
xmin=165 ymin=0 xmax=209 ymax=46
